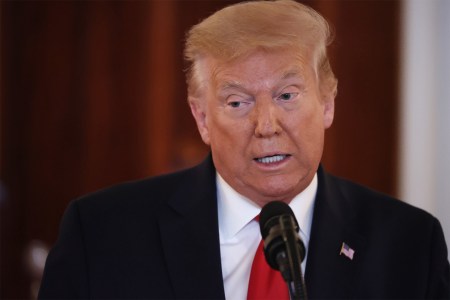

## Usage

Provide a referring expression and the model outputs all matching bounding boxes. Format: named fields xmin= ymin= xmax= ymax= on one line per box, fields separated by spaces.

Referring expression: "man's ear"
xmin=322 ymin=85 xmax=337 ymax=129
xmin=189 ymin=97 xmax=210 ymax=145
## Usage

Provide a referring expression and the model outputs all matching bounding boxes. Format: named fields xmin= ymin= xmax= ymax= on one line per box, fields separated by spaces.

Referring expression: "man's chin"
xmin=251 ymin=184 xmax=298 ymax=205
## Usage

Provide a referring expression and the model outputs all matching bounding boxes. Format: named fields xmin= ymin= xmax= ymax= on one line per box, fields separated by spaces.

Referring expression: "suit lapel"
xmin=305 ymin=167 xmax=367 ymax=299
xmin=158 ymin=156 xmax=225 ymax=300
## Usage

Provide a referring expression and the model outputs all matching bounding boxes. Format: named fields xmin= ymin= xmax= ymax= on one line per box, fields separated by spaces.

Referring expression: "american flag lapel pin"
xmin=340 ymin=242 xmax=355 ymax=260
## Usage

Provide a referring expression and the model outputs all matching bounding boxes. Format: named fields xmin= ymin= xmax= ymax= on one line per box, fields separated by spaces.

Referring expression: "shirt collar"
xmin=217 ymin=172 xmax=318 ymax=241
xmin=289 ymin=174 xmax=317 ymax=244
xmin=217 ymin=173 xmax=261 ymax=240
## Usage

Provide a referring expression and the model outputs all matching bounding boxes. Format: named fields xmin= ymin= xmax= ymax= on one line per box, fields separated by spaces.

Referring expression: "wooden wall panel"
xmin=318 ymin=0 xmax=400 ymax=197
xmin=0 ymin=1 xmax=399 ymax=298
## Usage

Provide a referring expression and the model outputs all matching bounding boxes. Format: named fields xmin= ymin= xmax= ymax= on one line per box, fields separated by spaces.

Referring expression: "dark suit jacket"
xmin=39 ymin=156 xmax=450 ymax=299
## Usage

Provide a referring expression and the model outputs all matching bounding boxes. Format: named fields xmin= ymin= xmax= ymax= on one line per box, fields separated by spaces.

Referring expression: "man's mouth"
xmin=255 ymin=154 xmax=290 ymax=164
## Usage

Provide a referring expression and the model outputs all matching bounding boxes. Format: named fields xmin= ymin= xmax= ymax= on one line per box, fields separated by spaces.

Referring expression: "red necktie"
xmin=247 ymin=221 xmax=290 ymax=300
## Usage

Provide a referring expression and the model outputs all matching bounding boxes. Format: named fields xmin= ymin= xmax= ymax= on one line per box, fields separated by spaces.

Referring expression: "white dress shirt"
xmin=217 ymin=173 xmax=318 ymax=300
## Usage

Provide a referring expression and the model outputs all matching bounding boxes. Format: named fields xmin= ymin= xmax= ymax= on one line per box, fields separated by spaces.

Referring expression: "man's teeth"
xmin=257 ymin=155 xmax=287 ymax=164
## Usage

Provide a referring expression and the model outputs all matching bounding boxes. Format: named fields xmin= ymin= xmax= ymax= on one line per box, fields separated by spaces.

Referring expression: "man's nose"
xmin=253 ymin=98 xmax=282 ymax=138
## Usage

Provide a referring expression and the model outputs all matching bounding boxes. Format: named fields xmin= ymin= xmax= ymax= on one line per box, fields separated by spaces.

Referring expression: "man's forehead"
xmin=211 ymin=57 xmax=310 ymax=91
xmin=216 ymin=69 xmax=307 ymax=91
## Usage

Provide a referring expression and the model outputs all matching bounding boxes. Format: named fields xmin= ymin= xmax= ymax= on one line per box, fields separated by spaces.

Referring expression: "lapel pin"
xmin=340 ymin=242 xmax=355 ymax=260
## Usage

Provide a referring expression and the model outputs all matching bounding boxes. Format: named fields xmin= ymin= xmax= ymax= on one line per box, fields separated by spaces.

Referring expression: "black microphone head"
xmin=259 ymin=201 xmax=298 ymax=239
xmin=259 ymin=201 xmax=305 ymax=271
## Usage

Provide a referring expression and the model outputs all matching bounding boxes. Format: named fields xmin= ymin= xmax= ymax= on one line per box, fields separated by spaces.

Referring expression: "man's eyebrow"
xmin=216 ymin=69 xmax=305 ymax=93
xmin=280 ymin=70 xmax=305 ymax=81
xmin=218 ymin=81 xmax=245 ymax=91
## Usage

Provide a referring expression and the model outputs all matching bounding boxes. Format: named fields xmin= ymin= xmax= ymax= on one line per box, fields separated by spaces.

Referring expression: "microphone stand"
xmin=277 ymin=215 xmax=307 ymax=300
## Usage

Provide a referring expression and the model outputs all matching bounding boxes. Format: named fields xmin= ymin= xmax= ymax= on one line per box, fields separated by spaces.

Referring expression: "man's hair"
xmin=184 ymin=0 xmax=337 ymax=99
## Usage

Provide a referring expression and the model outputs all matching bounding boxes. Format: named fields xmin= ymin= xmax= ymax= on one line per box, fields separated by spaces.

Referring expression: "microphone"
xmin=259 ymin=201 xmax=307 ymax=300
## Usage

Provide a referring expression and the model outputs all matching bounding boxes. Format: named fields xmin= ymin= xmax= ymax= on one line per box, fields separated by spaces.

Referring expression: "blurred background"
xmin=1 ymin=0 xmax=449 ymax=298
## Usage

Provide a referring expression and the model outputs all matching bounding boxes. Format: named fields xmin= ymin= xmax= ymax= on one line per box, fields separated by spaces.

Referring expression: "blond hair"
xmin=184 ymin=0 xmax=337 ymax=98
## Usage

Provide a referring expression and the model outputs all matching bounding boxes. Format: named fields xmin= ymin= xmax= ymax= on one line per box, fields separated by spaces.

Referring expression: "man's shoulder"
xmin=69 ymin=162 xmax=207 ymax=222
xmin=324 ymin=171 xmax=436 ymax=225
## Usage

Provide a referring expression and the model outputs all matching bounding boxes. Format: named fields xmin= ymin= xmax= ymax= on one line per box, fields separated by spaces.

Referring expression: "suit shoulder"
xmin=72 ymin=166 xmax=196 ymax=217
xmin=327 ymin=172 xmax=436 ymax=224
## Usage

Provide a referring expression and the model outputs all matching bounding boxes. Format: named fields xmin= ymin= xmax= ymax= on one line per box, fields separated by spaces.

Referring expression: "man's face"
xmin=190 ymin=49 xmax=335 ymax=207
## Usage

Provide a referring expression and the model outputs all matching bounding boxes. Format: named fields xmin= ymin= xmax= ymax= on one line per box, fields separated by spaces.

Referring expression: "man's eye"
xmin=228 ymin=101 xmax=242 ymax=108
xmin=278 ymin=93 xmax=295 ymax=101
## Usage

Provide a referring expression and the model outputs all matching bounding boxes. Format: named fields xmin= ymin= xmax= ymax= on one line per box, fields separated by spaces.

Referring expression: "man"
xmin=39 ymin=0 xmax=450 ymax=299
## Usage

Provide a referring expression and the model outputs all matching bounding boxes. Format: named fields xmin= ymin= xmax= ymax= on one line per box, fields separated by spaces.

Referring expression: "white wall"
xmin=400 ymin=0 xmax=450 ymax=260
